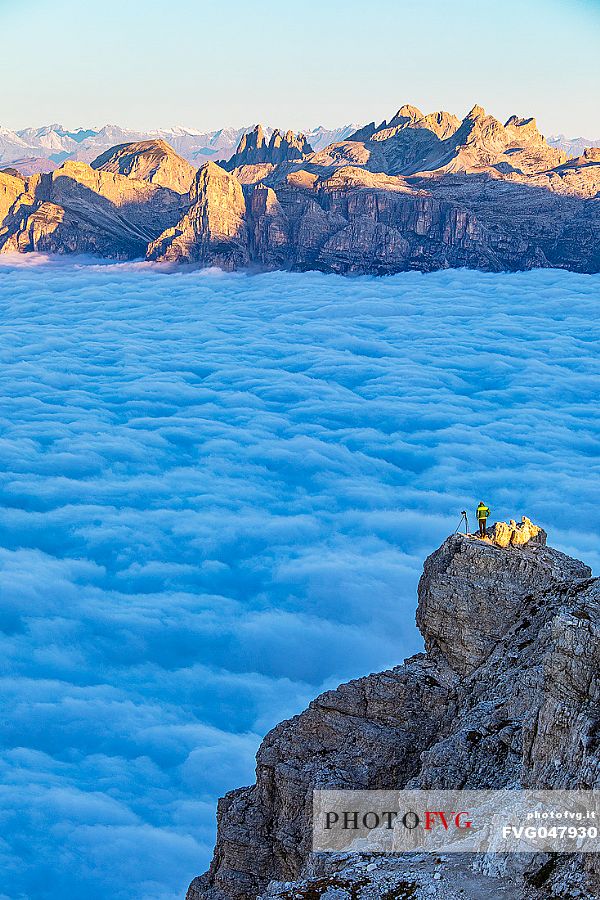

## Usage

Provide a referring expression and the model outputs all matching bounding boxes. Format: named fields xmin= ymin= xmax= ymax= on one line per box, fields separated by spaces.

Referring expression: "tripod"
xmin=454 ymin=510 xmax=470 ymax=535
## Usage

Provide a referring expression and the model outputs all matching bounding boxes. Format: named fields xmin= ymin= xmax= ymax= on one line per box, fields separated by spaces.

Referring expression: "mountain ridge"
xmin=1 ymin=114 xmax=598 ymax=174
xmin=0 ymin=123 xmax=361 ymax=172
xmin=1 ymin=103 xmax=599 ymax=274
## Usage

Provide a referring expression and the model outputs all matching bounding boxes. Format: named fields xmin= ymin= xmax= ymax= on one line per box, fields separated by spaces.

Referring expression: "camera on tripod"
xmin=455 ymin=509 xmax=470 ymax=534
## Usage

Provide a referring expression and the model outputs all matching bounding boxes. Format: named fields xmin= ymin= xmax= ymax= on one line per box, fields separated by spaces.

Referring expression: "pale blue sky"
xmin=1 ymin=0 xmax=599 ymax=135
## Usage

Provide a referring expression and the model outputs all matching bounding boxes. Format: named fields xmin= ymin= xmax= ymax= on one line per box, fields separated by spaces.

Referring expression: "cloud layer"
xmin=0 ymin=258 xmax=598 ymax=899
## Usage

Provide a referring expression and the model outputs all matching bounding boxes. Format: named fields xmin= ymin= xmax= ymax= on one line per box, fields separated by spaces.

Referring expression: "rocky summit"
xmin=187 ymin=522 xmax=599 ymax=900
xmin=91 ymin=139 xmax=197 ymax=194
xmin=224 ymin=125 xmax=313 ymax=170
xmin=1 ymin=104 xmax=599 ymax=272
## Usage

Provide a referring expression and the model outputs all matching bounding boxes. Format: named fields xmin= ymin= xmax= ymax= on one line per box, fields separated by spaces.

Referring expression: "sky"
xmin=0 ymin=259 xmax=598 ymax=899
xmin=0 ymin=0 xmax=599 ymax=136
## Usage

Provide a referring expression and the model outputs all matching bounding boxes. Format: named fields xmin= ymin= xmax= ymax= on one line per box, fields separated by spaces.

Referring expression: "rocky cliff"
xmin=0 ymin=169 xmax=26 ymax=224
xmin=146 ymin=103 xmax=600 ymax=273
xmin=1 ymin=104 xmax=599 ymax=271
xmin=147 ymin=162 xmax=249 ymax=267
xmin=187 ymin=523 xmax=599 ymax=900
xmin=0 ymin=153 xmax=189 ymax=257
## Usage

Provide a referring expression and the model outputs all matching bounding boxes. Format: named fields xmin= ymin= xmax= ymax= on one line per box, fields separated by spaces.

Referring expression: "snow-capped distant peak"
xmin=5 ymin=120 xmax=591 ymax=172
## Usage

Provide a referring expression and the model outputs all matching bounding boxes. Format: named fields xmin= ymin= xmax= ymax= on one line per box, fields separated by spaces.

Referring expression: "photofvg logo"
xmin=313 ymin=790 xmax=600 ymax=854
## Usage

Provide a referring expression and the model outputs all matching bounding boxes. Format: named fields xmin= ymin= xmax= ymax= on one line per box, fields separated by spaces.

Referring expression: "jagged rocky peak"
xmin=148 ymin=161 xmax=249 ymax=268
xmin=236 ymin=124 xmax=267 ymax=155
xmin=359 ymin=104 xmax=421 ymax=141
xmin=341 ymin=102 xmax=566 ymax=180
xmin=505 ymin=113 xmax=538 ymax=131
xmin=476 ymin=109 xmax=539 ymax=145
xmin=269 ymin=127 xmax=311 ymax=158
xmin=90 ymin=139 xmax=196 ymax=193
xmin=440 ymin=104 xmax=567 ymax=174
xmin=390 ymin=103 xmax=424 ymax=124
xmin=453 ymin=104 xmax=507 ymax=145
xmin=369 ymin=104 xmax=461 ymax=144
xmin=225 ymin=125 xmax=313 ymax=169
xmin=188 ymin=160 xmax=247 ymax=207
xmin=2 ymin=106 xmax=598 ymax=271
xmin=417 ymin=109 xmax=462 ymax=139
xmin=503 ymin=114 xmax=555 ymax=151
xmin=458 ymin=104 xmax=505 ymax=141
xmin=466 ymin=103 xmax=487 ymax=120
xmin=187 ymin=524 xmax=598 ymax=900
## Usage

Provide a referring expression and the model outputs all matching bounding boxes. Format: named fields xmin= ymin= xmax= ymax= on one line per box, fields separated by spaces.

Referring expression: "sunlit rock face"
xmin=2 ymin=103 xmax=600 ymax=272
xmin=147 ymin=162 xmax=249 ymax=268
xmin=90 ymin=139 xmax=197 ymax=194
xmin=0 ymin=170 xmax=25 ymax=223
xmin=189 ymin=533 xmax=598 ymax=900
xmin=487 ymin=516 xmax=544 ymax=548
xmin=0 ymin=159 xmax=189 ymax=257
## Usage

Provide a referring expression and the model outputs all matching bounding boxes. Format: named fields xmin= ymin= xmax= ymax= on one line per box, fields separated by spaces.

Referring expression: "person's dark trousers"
xmin=479 ymin=519 xmax=487 ymax=536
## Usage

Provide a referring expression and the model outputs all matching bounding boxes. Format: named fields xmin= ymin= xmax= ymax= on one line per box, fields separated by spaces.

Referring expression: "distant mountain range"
xmin=1 ymin=103 xmax=599 ymax=274
xmin=0 ymin=123 xmax=361 ymax=174
xmin=1 ymin=121 xmax=598 ymax=175
xmin=547 ymin=133 xmax=600 ymax=158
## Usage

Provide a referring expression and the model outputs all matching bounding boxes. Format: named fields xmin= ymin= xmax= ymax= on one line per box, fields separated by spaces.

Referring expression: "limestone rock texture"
xmin=91 ymin=139 xmax=197 ymax=193
xmin=2 ymin=104 xmax=600 ymax=271
xmin=0 ymin=159 xmax=189 ymax=258
xmin=147 ymin=162 xmax=249 ymax=269
xmin=224 ymin=125 xmax=313 ymax=170
xmin=415 ymin=528 xmax=589 ymax=676
xmin=486 ymin=516 xmax=544 ymax=548
xmin=0 ymin=170 xmax=26 ymax=224
xmin=188 ymin=524 xmax=599 ymax=900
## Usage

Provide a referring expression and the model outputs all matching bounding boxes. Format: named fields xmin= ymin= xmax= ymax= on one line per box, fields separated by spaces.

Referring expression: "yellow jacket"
xmin=477 ymin=504 xmax=490 ymax=520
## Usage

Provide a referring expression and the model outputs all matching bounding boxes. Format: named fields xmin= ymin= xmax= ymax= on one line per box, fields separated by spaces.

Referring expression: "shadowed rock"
xmin=1 ymin=156 xmax=59 ymax=176
xmin=187 ymin=524 xmax=598 ymax=900
xmin=416 ymin=527 xmax=589 ymax=675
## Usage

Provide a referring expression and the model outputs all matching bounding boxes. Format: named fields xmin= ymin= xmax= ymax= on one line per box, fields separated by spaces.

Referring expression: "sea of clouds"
xmin=0 ymin=258 xmax=598 ymax=900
